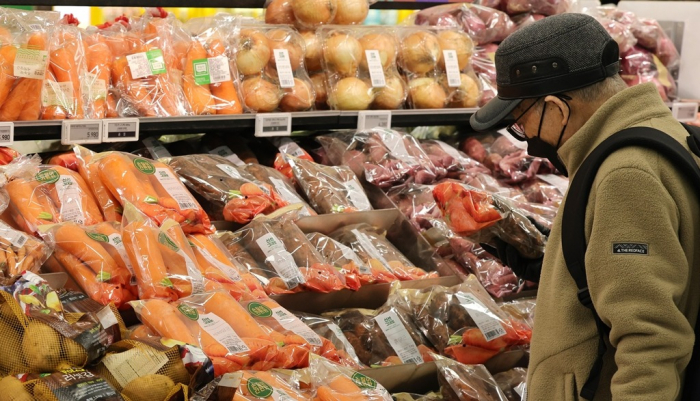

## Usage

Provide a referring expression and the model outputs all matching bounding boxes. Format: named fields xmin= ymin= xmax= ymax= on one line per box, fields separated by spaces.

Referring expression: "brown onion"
xmin=334 ymin=0 xmax=369 ymax=24
xmin=265 ymin=0 xmax=295 ymax=24
xmin=280 ymin=78 xmax=315 ymax=111
xmin=442 ymin=73 xmax=481 ymax=108
xmin=324 ymin=32 xmax=363 ymax=77
xmin=437 ymin=30 xmax=473 ymax=70
xmin=373 ymin=74 xmax=406 ymax=110
xmin=330 ymin=77 xmax=373 ymax=110
xmin=359 ymin=32 xmax=397 ymax=71
xmin=237 ymin=29 xmax=271 ymax=76
xmin=401 ymin=31 xmax=441 ymax=75
xmin=409 ymin=77 xmax=446 ymax=109
xmin=310 ymin=72 xmax=329 ymax=109
xmin=292 ymin=0 xmax=337 ymax=27
xmin=301 ymin=30 xmax=323 ymax=71
xmin=266 ymin=29 xmax=303 ymax=72
xmin=241 ymin=76 xmax=282 ymax=112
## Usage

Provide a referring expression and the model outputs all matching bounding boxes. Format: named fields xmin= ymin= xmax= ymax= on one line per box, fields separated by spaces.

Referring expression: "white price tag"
xmin=271 ymin=307 xmax=323 ymax=347
xmin=198 ymin=313 xmax=251 ymax=354
xmin=365 ymin=50 xmax=386 ymax=88
xmin=61 ymin=120 xmax=102 ymax=145
xmin=358 ymin=110 xmax=391 ymax=131
xmin=269 ymin=177 xmax=304 ymax=205
xmin=443 ymin=50 xmax=462 ymax=88
xmin=672 ymin=102 xmax=699 ymax=122
xmin=14 ymin=48 xmax=48 ymax=79
xmin=0 ymin=223 xmax=28 ymax=248
xmin=455 ymin=293 xmax=507 ymax=342
xmin=56 ymin=174 xmax=87 ymax=224
xmin=273 ymin=49 xmax=295 ymax=89
xmin=154 ymin=168 xmax=198 ymax=210
xmin=217 ymin=164 xmax=244 ymax=180
xmin=374 ymin=310 xmax=424 ymax=365
xmin=0 ymin=122 xmax=14 ymax=146
xmin=255 ymin=113 xmax=292 ymax=137
xmin=210 ymin=146 xmax=245 ymax=165
xmin=103 ymin=118 xmax=139 ymax=142
xmin=255 ymin=233 xmax=305 ymax=288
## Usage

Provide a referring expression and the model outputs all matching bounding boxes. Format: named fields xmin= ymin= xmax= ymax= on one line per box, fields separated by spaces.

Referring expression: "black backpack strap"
xmin=561 ymin=126 xmax=700 ymax=401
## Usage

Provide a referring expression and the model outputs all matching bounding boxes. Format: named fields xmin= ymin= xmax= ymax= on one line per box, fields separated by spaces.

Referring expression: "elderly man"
xmin=470 ymin=12 xmax=700 ymax=401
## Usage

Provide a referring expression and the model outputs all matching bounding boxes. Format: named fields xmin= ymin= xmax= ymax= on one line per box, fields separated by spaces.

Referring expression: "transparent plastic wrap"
xmin=131 ymin=292 xmax=281 ymax=377
xmin=412 ymin=4 xmax=516 ymax=46
xmin=163 ymin=154 xmax=288 ymax=223
xmin=242 ymin=163 xmax=316 ymax=217
xmin=74 ymin=146 xmax=123 ymax=223
xmin=594 ymin=16 xmax=637 ymax=54
xmin=493 ymin=368 xmax=527 ymax=401
xmin=620 ymin=45 xmax=676 ymax=102
xmin=233 ymin=370 xmax=311 ymax=401
xmin=182 ymin=16 xmax=243 ymax=115
xmin=323 ymin=303 xmax=436 ymax=367
xmin=229 ymin=213 xmax=347 ymax=295
xmin=432 ymin=182 xmax=502 ymax=237
xmin=421 ymin=140 xmax=491 ymax=180
xmin=109 ymin=13 xmax=190 ymax=117
xmin=386 ymin=184 xmax=445 ymax=234
xmin=347 ymin=127 xmax=442 ymax=188
xmin=300 ymin=356 xmax=392 ymax=400
xmin=25 ymin=369 xmax=124 ymax=401
xmin=82 ymin=28 xmax=114 ymax=119
xmin=265 ymin=0 xmax=373 ymax=28
xmin=316 ymin=131 xmax=355 ymax=166
xmin=317 ymin=25 xmax=406 ymax=111
xmin=396 ymin=276 xmax=531 ymax=365
xmin=234 ymin=24 xmax=315 ymax=113
xmin=396 ymin=26 xmax=481 ymax=110
xmin=472 ymin=44 xmax=498 ymax=106
xmin=270 ymin=137 xmax=315 ymax=179
xmin=0 ymin=9 xmax=59 ymax=121
xmin=295 ymin=311 xmax=367 ymax=369
xmin=0 ymin=219 xmax=49 ymax=278
xmin=288 ymin=156 xmax=372 ymax=214
xmin=502 ymin=0 xmax=570 ymax=17
xmin=3 ymin=157 xmax=105 ymax=236
xmin=436 ymin=359 xmax=509 ymax=401
xmin=521 ymin=176 xmax=565 ymax=208
xmin=89 ymin=151 xmax=212 ymax=234
xmin=307 ymin=231 xmax=370 ymax=289
xmin=330 ymin=223 xmax=436 ymax=281
xmin=499 ymin=298 xmax=536 ymax=333
xmin=41 ymin=222 xmax=137 ymax=309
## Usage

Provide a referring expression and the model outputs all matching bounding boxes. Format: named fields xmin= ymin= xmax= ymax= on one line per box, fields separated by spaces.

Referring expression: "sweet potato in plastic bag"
xmin=395 ymin=276 xmax=531 ymax=365
xmin=242 ymin=163 xmax=316 ymax=217
xmin=295 ymin=311 xmax=367 ymax=369
xmin=412 ymin=4 xmax=515 ymax=46
xmin=324 ymin=303 xmax=435 ymax=367
xmin=230 ymin=213 xmax=347 ymax=294
xmin=41 ymin=221 xmax=137 ymax=308
xmin=164 ymin=154 xmax=288 ymax=223
xmin=306 ymin=232 xmax=370 ymax=289
xmin=92 ymin=151 xmax=212 ymax=234
xmin=330 ymin=223 xmax=435 ymax=282
xmin=289 ymin=156 xmax=372 ymax=214
xmin=436 ymin=359 xmax=508 ymax=401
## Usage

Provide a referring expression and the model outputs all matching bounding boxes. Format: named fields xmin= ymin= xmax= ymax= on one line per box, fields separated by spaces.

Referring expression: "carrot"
xmin=49 ymin=39 xmax=84 ymax=119
xmin=140 ymin=299 xmax=197 ymax=344
xmin=85 ymin=41 xmax=113 ymax=118
xmin=97 ymin=153 xmax=158 ymax=206
xmin=188 ymin=234 xmax=244 ymax=283
xmin=211 ymin=356 xmax=241 ymax=377
xmin=183 ymin=41 xmax=214 ymax=115
xmin=327 ymin=376 xmax=362 ymax=394
xmin=317 ymin=386 xmax=368 ymax=401
xmin=122 ymin=219 xmax=177 ymax=300
xmin=44 ymin=166 xmax=104 ymax=225
xmin=207 ymin=39 xmax=242 ymax=115
xmin=76 ymin=148 xmax=123 ymax=222
xmin=252 ymin=371 xmax=307 ymax=401
xmin=0 ymin=45 xmax=18 ymax=107
xmin=0 ymin=27 xmax=11 ymax=46
xmin=105 ymin=91 xmax=119 ymax=118
xmin=93 ymin=222 xmax=134 ymax=277
xmin=0 ymin=78 xmax=33 ymax=121
xmin=6 ymin=178 xmax=59 ymax=234
xmin=202 ymin=291 xmax=272 ymax=340
xmin=17 ymin=79 xmax=42 ymax=121
xmin=111 ymin=56 xmax=157 ymax=117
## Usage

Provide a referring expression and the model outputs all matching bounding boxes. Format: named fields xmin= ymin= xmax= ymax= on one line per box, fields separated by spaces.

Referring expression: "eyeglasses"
xmin=507 ymin=98 xmax=541 ymax=140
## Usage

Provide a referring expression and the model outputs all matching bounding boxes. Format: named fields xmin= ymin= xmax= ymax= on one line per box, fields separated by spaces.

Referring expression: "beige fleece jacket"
xmin=525 ymin=83 xmax=700 ymax=401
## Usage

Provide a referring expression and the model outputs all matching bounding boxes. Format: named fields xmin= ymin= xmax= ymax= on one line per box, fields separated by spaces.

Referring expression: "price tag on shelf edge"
xmin=672 ymin=102 xmax=699 ymax=122
xmin=358 ymin=110 xmax=391 ymax=131
xmin=255 ymin=113 xmax=292 ymax=137
xmin=61 ymin=119 xmax=102 ymax=145
xmin=103 ymin=118 xmax=139 ymax=143
xmin=0 ymin=122 xmax=13 ymax=146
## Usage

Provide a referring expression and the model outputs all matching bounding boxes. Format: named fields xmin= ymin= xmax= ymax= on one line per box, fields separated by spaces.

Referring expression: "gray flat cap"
xmin=471 ymin=13 xmax=620 ymax=131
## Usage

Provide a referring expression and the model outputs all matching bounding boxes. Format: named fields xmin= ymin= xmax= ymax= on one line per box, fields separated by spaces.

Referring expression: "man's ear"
xmin=544 ymin=95 xmax=570 ymax=126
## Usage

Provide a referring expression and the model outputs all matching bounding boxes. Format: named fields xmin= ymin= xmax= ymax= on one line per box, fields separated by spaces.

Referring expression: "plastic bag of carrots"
xmin=89 ymin=151 xmax=212 ymax=234
xmin=74 ymin=146 xmax=123 ymax=222
xmin=295 ymin=357 xmax=394 ymax=401
xmin=40 ymin=221 xmax=138 ymax=308
xmin=131 ymin=291 xmax=281 ymax=377
xmin=0 ymin=219 xmax=50 ymax=278
xmin=3 ymin=156 xmax=104 ymax=236
xmin=82 ymin=27 xmax=114 ymax=119
xmin=0 ymin=9 xmax=59 ymax=122
xmin=234 ymin=370 xmax=311 ymax=401
xmin=181 ymin=16 xmax=242 ymax=115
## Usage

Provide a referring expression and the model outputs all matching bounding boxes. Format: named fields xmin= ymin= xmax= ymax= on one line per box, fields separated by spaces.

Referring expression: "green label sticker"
xmin=351 ymin=372 xmax=378 ymax=390
xmin=247 ymin=302 xmax=273 ymax=318
xmin=158 ymin=232 xmax=180 ymax=252
xmin=247 ymin=378 xmax=274 ymax=399
xmin=133 ymin=158 xmax=156 ymax=175
xmin=147 ymin=49 xmax=167 ymax=75
xmin=177 ymin=303 xmax=199 ymax=321
xmin=193 ymin=58 xmax=210 ymax=85
xmin=35 ymin=169 xmax=60 ymax=184
xmin=87 ymin=232 xmax=109 ymax=243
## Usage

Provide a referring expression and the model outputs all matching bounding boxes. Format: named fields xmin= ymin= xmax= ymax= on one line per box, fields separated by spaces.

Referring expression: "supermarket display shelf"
xmin=13 ymin=108 xmax=477 ymax=141
xmin=6 ymin=0 xmax=449 ymax=8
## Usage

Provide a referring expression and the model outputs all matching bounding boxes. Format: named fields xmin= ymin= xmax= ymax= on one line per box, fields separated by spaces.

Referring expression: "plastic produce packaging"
xmin=242 ymin=163 xmax=316 ymax=217
xmin=0 ymin=272 xmax=125 ymax=376
xmin=226 ymin=213 xmax=347 ymax=294
xmin=163 ymin=154 xmax=289 ymax=223
xmin=502 ymin=0 xmax=570 ymax=16
xmin=41 ymin=221 xmax=137 ymax=308
xmin=265 ymin=0 xmax=373 ymax=28
xmin=233 ymin=24 xmax=315 ymax=113
xmin=82 ymin=27 xmax=115 ymax=119
xmin=288 ymin=156 xmax=372 ymax=214
xmin=295 ymin=311 xmax=367 ymax=369
xmin=420 ymin=139 xmax=491 ymax=181
xmin=0 ymin=9 xmax=59 ymax=122
xmin=23 ymin=368 xmax=124 ymax=401
xmin=233 ymin=370 xmax=311 ymax=401
xmin=306 ymin=232 xmax=369 ymax=289
xmin=436 ymin=359 xmax=509 ymax=401
xmin=0 ymin=219 xmax=49 ymax=278
xmin=493 ymin=368 xmax=527 ymax=401
xmin=395 ymin=276 xmax=531 ymax=365
xmin=300 ymin=356 xmax=392 ymax=400
xmin=317 ymin=25 xmax=406 ymax=111
xmin=330 ymin=223 xmax=436 ymax=281
xmin=88 ymin=151 xmax=212 ymax=234
xmin=271 ymin=137 xmax=315 ymax=179
xmin=396 ymin=26 xmax=481 ymax=109
xmin=412 ymin=4 xmax=515 ymax=46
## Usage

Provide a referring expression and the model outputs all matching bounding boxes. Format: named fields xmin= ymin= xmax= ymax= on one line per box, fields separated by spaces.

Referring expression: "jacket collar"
xmin=558 ymin=83 xmax=672 ymax=177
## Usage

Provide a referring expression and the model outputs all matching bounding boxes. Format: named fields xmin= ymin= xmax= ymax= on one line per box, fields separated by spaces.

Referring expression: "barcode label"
xmin=182 ymin=251 xmax=206 ymax=294
xmin=274 ymin=49 xmax=295 ymax=89
xmin=154 ymin=167 xmax=198 ymax=210
xmin=455 ymin=293 xmax=507 ymax=342
xmin=14 ymin=48 xmax=48 ymax=79
xmin=279 ymin=138 xmax=306 ymax=157
xmin=0 ymin=223 xmax=28 ymax=248
xmin=42 ymin=80 xmax=74 ymax=108
xmin=443 ymin=50 xmax=462 ymax=88
xmin=198 ymin=312 xmax=251 ymax=354
xmin=256 ymin=233 xmax=305 ymax=288
xmin=374 ymin=310 xmax=424 ymax=365
xmin=365 ymin=50 xmax=386 ymax=88
xmin=56 ymin=174 xmax=87 ymax=225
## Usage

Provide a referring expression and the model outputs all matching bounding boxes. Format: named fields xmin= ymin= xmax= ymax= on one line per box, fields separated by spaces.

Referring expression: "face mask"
xmin=525 ymin=97 xmax=570 ymax=177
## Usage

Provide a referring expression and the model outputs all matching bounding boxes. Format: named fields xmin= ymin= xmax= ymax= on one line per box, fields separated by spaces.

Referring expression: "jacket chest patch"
xmin=612 ymin=242 xmax=649 ymax=255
